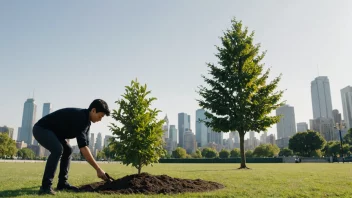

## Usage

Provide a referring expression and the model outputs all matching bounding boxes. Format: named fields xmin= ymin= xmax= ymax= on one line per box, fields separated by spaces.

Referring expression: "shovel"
xmin=105 ymin=173 xmax=115 ymax=183
xmin=82 ymin=173 xmax=116 ymax=192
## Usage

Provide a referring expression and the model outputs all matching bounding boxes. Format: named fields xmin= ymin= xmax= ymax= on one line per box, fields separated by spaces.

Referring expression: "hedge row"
xmin=159 ymin=158 xmax=283 ymax=163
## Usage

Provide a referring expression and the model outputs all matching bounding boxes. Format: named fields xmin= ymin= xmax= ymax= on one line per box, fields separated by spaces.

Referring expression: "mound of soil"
xmin=79 ymin=172 xmax=224 ymax=194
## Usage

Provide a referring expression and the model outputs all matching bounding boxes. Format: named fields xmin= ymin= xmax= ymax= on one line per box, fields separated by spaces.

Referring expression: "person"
xmin=32 ymin=99 xmax=110 ymax=195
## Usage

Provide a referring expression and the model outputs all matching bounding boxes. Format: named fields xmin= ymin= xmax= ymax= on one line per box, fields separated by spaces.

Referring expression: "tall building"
xmin=260 ymin=132 xmax=267 ymax=144
xmin=95 ymin=132 xmax=103 ymax=151
xmin=207 ymin=127 xmax=223 ymax=145
xmin=18 ymin=98 xmax=37 ymax=145
xmin=309 ymin=119 xmax=314 ymax=130
xmin=332 ymin=109 xmax=342 ymax=125
xmin=267 ymin=134 xmax=276 ymax=145
xmin=0 ymin=126 xmax=14 ymax=140
xmin=162 ymin=115 xmax=169 ymax=140
xmin=230 ymin=131 xmax=240 ymax=148
xmin=233 ymin=131 xmax=240 ymax=144
xmin=311 ymin=76 xmax=333 ymax=119
xmin=249 ymin=131 xmax=255 ymax=140
xmin=169 ymin=125 xmax=177 ymax=143
xmin=297 ymin=122 xmax=308 ymax=132
xmin=276 ymin=137 xmax=290 ymax=149
xmin=276 ymin=105 xmax=296 ymax=139
xmin=89 ymin=133 xmax=95 ymax=152
xmin=42 ymin=103 xmax=52 ymax=117
xmin=311 ymin=118 xmax=335 ymax=141
xmin=40 ymin=103 xmax=53 ymax=155
xmin=183 ymin=129 xmax=196 ymax=154
xmin=178 ymin=112 xmax=190 ymax=147
xmin=195 ymin=109 xmax=208 ymax=147
xmin=341 ymin=86 xmax=352 ymax=129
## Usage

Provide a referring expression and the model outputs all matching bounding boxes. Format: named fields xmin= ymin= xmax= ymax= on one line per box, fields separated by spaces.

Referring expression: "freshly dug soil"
xmin=79 ymin=172 xmax=224 ymax=194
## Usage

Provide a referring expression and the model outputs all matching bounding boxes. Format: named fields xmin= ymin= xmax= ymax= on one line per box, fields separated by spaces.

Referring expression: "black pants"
xmin=33 ymin=125 xmax=73 ymax=188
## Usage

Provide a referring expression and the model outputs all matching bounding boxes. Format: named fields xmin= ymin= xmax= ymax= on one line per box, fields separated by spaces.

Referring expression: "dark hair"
xmin=88 ymin=99 xmax=110 ymax=116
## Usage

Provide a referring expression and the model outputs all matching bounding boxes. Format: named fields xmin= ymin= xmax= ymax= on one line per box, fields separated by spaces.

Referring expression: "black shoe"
xmin=57 ymin=183 xmax=79 ymax=192
xmin=38 ymin=186 xmax=56 ymax=195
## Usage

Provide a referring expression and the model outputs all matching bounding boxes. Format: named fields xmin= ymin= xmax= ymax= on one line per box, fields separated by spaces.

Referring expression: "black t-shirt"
xmin=34 ymin=108 xmax=91 ymax=148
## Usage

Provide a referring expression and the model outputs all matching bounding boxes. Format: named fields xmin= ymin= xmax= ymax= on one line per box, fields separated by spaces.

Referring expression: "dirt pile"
xmin=79 ymin=172 xmax=224 ymax=194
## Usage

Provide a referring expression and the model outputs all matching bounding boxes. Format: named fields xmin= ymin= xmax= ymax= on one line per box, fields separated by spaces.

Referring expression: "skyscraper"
xmin=260 ymin=132 xmax=267 ymax=144
xmin=162 ymin=115 xmax=169 ymax=140
xmin=42 ymin=103 xmax=52 ymax=117
xmin=166 ymin=125 xmax=178 ymax=154
xmin=169 ymin=125 xmax=177 ymax=143
xmin=341 ymin=86 xmax=352 ymax=129
xmin=207 ymin=127 xmax=223 ymax=145
xmin=183 ymin=129 xmax=196 ymax=154
xmin=89 ymin=133 xmax=95 ymax=152
xmin=0 ymin=126 xmax=14 ymax=140
xmin=95 ymin=132 xmax=103 ymax=152
xmin=276 ymin=105 xmax=296 ymax=139
xmin=311 ymin=118 xmax=335 ymax=141
xmin=178 ymin=112 xmax=190 ymax=147
xmin=18 ymin=98 xmax=37 ymax=145
xmin=249 ymin=131 xmax=255 ymax=140
xmin=332 ymin=109 xmax=342 ymax=125
xmin=40 ymin=103 xmax=52 ymax=155
xmin=195 ymin=109 xmax=208 ymax=147
xmin=311 ymin=76 xmax=333 ymax=119
xmin=233 ymin=131 xmax=240 ymax=144
xmin=296 ymin=122 xmax=308 ymax=132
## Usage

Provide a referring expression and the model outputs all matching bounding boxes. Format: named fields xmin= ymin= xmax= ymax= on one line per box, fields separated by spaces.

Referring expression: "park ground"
xmin=0 ymin=162 xmax=351 ymax=198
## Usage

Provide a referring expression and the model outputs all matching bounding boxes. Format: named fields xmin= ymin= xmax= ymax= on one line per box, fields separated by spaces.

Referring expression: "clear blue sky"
xmin=1 ymin=1 xmax=351 ymax=145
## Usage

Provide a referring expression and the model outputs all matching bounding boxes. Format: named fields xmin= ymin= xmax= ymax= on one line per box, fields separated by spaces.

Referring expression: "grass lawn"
xmin=0 ymin=162 xmax=351 ymax=197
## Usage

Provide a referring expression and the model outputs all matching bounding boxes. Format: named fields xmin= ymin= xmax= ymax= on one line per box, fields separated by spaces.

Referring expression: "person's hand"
xmin=97 ymin=168 xmax=108 ymax=181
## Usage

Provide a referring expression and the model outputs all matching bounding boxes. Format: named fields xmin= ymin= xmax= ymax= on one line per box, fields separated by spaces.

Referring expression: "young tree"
xmin=197 ymin=18 xmax=284 ymax=168
xmin=109 ymin=79 xmax=165 ymax=174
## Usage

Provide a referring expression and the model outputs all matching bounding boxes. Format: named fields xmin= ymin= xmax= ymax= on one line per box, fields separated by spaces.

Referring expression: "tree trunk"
xmin=239 ymin=131 xmax=249 ymax=169
xmin=138 ymin=166 xmax=141 ymax=174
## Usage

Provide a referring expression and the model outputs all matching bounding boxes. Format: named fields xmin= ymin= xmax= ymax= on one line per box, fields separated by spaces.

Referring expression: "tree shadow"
xmin=0 ymin=186 xmax=40 ymax=197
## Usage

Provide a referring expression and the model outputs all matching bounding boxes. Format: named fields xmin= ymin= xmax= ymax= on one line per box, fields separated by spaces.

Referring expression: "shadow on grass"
xmin=0 ymin=186 xmax=39 ymax=197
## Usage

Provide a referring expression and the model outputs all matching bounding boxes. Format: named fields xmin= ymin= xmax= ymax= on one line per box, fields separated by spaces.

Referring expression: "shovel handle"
xmin=105 ymin=173 xmax=115 ymax=181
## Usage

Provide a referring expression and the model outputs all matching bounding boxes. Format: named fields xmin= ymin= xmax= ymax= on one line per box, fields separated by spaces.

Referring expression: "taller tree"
xmin=197 ymin=18 xmax=284 ymax=168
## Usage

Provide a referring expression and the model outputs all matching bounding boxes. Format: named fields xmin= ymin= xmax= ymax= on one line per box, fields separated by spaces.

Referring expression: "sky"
xmin=1 ymin=1 xmax=351 ymax=146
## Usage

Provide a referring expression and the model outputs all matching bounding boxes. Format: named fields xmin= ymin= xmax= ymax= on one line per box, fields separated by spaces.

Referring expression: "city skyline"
xmin=1 ymin=1 xmax=352 ymax=145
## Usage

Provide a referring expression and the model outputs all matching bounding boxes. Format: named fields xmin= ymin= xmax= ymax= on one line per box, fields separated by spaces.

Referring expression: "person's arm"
xmin=76 ymin=123 xmax=108 ymax=181
xmin=80 ymin=146 xmax=108 ymax=180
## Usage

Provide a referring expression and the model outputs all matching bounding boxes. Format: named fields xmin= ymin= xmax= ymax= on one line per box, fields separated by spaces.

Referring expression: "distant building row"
xmin=275 ymin=76 xmax=352 ymax=148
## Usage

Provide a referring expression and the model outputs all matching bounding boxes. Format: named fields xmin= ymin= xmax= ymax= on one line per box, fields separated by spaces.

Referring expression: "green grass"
xmin=0 ymin=162 xmax=351 ymax=197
